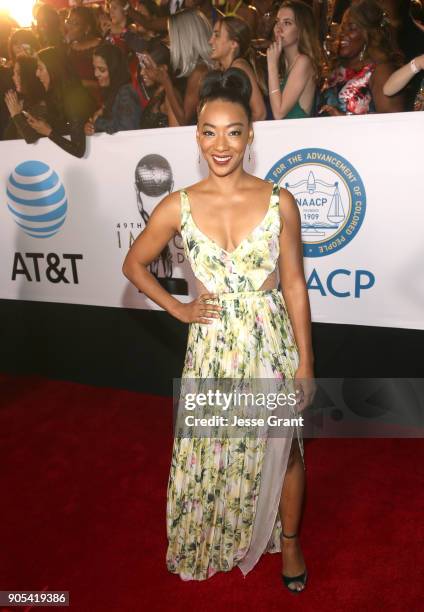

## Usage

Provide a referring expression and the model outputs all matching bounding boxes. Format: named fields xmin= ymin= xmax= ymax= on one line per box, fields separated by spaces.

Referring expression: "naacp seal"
xmin=265 ymin=148 xmax=366 ymax=257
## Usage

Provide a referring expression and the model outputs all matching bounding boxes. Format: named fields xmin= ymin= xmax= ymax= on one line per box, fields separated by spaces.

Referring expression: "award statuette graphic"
xmin=134 ymin=154 xmax=188 ymax=295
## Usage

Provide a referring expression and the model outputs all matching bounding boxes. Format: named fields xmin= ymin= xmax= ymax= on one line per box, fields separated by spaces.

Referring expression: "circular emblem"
xmin=135 ymin=154 xmax=173 ymax=197
xmin=7 ymin=160 xmax=67 ymax=238
xmin=265 ymin=148 xmax=366 ymax=257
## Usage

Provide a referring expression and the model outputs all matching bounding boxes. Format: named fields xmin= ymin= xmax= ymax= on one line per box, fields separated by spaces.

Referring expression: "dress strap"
xmin=270 ymin=182 xmax=280 ymax=208
xmin=179 ymin=189 xmax=190 ymax=230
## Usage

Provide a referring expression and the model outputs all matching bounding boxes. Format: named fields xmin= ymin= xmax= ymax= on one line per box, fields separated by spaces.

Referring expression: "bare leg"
xmin=278 ymin=437 xmax=306 ymax=591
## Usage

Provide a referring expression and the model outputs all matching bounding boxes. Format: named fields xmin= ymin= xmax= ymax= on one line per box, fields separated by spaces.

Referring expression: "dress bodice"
xmin=321 ymin=63 xmax=377 ymax=115
xmin=279 ymin=75 xmax=310 ymax=119
xmin=179 ymin=182 xmax=281 ymax=294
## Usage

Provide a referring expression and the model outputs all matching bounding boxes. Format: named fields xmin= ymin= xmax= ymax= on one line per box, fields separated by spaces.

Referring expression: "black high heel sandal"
xmin=281 ymin=532 xmax=308 ymax=594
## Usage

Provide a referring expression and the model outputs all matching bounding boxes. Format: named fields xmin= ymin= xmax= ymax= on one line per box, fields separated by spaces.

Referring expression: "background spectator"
xmin=34 ymin=4 xmax=65 ymax=49
xmin=66 ymin=6 xmax=102 ymax=96
xmin=85 ymin=43 xmax=142 ymax=135
xmin=24 ymin=46 xmax=96 ymax=157
xmin=3 ymin=55 xmax=47 ymax=142
xmin=267 ymin=0 xmax=322 ymax=119
xmin=160 ymin=8 xmax=213 ymax=125
xmin=210 ymin=16 xmax=266 ymax=120
xmin=319 ymin=0 xmax=405 ymax=115
xmin=139 ymin=40 xmax=179 ymax=128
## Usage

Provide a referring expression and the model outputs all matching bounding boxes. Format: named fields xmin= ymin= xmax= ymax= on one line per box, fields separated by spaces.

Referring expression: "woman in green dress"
xmin=267 ymin=0 xmax=322 ymax=119
xmin=122 ymin=67 xmax=314 ymax=592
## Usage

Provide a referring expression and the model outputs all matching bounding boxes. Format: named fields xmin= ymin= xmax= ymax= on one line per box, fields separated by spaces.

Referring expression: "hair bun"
xmin=200 ymin=67 xmax=252 ymax=106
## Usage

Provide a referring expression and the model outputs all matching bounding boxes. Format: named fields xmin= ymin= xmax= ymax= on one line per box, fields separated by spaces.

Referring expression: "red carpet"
xmin=0 ymin=373 xmax=422 ymax=611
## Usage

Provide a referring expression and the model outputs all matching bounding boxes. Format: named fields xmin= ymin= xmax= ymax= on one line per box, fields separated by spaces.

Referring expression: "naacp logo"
xmin=6 ymin=160 xmax=68 ymax=238
xmin=265 ymin=148 xmax=366 ymax=257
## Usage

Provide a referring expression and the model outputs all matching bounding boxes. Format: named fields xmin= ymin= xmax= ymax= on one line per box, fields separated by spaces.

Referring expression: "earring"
xmin=248 ymin=144 xmax=253 ymax=164
xmin=359 ymin=44 xmax=367 ymax=62
xmin=197 ymin=147 xmax=201 ymax=164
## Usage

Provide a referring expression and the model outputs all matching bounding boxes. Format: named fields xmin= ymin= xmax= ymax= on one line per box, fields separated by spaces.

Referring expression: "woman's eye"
xmin=202 ymin=130 xmax=214 ymax=136
xmin=229 ymin=130 xmax=241 ymax=136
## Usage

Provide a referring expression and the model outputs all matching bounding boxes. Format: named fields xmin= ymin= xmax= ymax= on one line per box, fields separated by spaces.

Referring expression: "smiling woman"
xmin=0 ymin=0 xmax=35 ymax=27
xmin=122 ymin=67 xmax=315 ymax=591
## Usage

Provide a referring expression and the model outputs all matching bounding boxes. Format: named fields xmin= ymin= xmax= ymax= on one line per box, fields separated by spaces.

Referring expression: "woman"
xmin=318 ymin=0 xmax=405 ymax=115
xmin=85 ymin=43 xmax=141 ymax=135
xmin=35 ymin=4 xmax=65 ymax=49
xmin=8 ymin=29 xmax=40 ymax=63
xmin=25 ymin=46 xmax=96 ymax=158
xmin=157 ymin=9 xmax=214 ymax=125
xmin=3 ymin=55 xmax=46 ymax=142
xmin=122 ymin=68 xmax=314 ymax=590
xmin=209 ymin=16 xmax=267 ymax=120
xmin=65 ymin=6 xmax=102 ymax=95
xmin=267 ymin=0 xmax=321 ymax=119
xmin=104 ymin=0 xmax=151 ymax=110
xmin=96 ymin=7 xmax=112 ymax=38
xmin=138 ymin=41 xmax=179 ymax=129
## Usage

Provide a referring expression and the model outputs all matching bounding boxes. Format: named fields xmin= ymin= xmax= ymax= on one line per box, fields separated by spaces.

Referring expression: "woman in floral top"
xmin=319 ymin=0 xmax=405 ymax=116
xmin=123 ymin=68 xmax=314 ymax=592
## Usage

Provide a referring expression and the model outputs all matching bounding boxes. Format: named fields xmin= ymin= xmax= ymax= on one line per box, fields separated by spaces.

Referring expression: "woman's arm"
xmin=267 ymin=50 xmax=313 ymax=119
xmin=233 ymin=58 xmax=266 ymax=121
xmin=383 ymin=55 xmax=424 ymax=96
xmin=122 ymin=191 xmax=221 ymax=323
xmin=278 ymin=188 xmax=314 ymax=374
xmin=371 ymin=63 xmax=405 ymax=113
xmin=164 ymin=95 xmax=179 ymax=127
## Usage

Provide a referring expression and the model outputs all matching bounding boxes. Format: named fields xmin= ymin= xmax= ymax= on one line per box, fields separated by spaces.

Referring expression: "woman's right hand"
xmin=84 ymin=120 xmax=95 ymax=135
xmin=174 ymin=293 xmax=222 ymax=324
xmin=266 ymin=39 xmax=283 ymax=66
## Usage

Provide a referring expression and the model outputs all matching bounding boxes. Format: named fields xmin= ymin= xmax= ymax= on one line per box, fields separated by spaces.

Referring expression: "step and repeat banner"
xmin=1 ymin=112 xmax=423 ymax=330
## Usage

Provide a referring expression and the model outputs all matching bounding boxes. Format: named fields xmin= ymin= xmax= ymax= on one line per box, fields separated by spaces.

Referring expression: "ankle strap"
xmin=282 ymin=532 xmax=298 ymax=538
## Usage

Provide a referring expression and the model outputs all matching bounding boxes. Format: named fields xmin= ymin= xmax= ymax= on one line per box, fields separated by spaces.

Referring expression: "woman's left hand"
xmin=294 ymin=364 xmax=316 ymax=412
xmin=142 ymin=55 xmax=168 ymax=85
xmin=4 ymin=90 xmax=23 ymax=117
xmin=25 ymin=113 xmax=53 ymax=136
xmin=318 ymin=104 xmax=344 ymax=117
xmin=266 ymin=39 xmax=283 ymax=66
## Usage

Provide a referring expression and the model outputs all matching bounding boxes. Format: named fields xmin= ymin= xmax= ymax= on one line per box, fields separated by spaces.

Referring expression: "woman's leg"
xmin=278 ymin=437 xmax=307 ymax=591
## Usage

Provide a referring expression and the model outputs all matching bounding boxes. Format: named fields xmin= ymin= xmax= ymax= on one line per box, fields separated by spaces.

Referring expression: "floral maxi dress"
xmin=166 ymin=182 xmax=305 ymax=581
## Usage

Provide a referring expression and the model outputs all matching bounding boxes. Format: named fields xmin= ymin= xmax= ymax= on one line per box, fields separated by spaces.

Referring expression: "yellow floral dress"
xmin=166 ymin=182 xmax=304 ymax=581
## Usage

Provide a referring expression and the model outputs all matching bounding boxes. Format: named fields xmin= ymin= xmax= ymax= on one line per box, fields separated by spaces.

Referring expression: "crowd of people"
xmin=0 ymin=0 xmax=423 ymax=157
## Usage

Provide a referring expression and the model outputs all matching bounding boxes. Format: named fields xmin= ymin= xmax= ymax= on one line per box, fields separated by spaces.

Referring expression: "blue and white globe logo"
xmin=265 ymin=148 xmax=366 ymax=257
xmin=7 ymin=160 xmax=67 ymax=238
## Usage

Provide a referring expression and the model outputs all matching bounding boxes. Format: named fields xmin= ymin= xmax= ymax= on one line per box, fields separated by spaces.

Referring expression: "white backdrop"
xmin=1 ymin=111 xmax=423 ymax=330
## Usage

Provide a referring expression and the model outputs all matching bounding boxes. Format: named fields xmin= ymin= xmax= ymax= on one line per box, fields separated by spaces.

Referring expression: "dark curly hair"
xmin=349 ymin=0 xmax=404 ymax=66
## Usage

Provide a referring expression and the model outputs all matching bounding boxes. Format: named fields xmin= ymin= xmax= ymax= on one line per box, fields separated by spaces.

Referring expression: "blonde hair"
xmin=169 ymin=8 xmax=213 ymax=77
xmin=278 ymin=0 xmax=323 ymax=80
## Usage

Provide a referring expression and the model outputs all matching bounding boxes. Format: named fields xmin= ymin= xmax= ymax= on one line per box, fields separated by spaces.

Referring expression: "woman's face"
xmin=98 ymin=13 xmax=112 ymax=36
xmin=338 ymin=11 xmax=366 ymax=59
xmin=12 ymin=42 xmax=33 ymax=59
xmin=66 ymin=12 xmax=87 ymax=43
xmin=274 ymin=7 xmax=299 ymax=49
xmin=93 ymin=55 xmax=110 ymax=87
xmin=36 ymin=59 xmax=50 ymax=90
xmin=108 ymin=1 xmax=125 ymax=26
xmin=197 ymin=99 xmax=252 ymax=177
xmin=209 ymin=22 xmax=235 ymax=61
xmin=13 ymin=62 xmax=21 ymax=93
